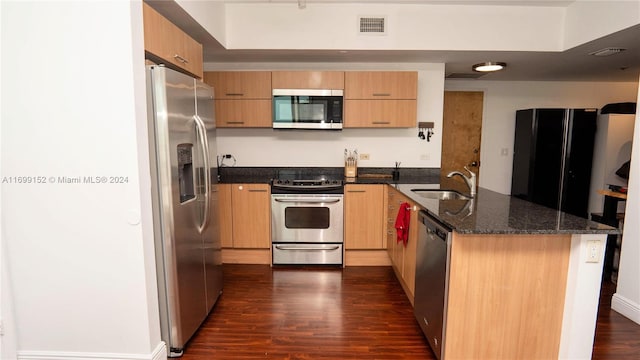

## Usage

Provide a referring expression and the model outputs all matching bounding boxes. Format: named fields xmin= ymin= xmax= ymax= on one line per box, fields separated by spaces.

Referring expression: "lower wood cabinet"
xmin=386 ymin=186 xmax=419 ymax=304
xmin=344 ymin=184 xmax=385 ymax=249
xmin=217 ymin=183 xmax=270 ymax=249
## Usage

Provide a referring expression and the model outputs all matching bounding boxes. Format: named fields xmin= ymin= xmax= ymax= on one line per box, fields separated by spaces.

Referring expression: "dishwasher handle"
xmin=419 ymin=210 xmax=451 ymax=241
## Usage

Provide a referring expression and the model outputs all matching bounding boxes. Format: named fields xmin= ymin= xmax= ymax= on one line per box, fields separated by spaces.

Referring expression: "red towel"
xmin=394 ymin=202 xmax=411 ymax=246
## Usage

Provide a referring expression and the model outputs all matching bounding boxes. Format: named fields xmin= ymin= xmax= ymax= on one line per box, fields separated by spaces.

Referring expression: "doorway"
xmin=441 ymin=91 xmax=484 ymax=186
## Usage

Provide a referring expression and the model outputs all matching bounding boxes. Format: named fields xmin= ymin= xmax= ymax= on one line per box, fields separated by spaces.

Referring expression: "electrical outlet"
xmin=359 ymin=153 xmax=370 ymax=160
xmin=586 ymin=239 xmax=603 ymax=263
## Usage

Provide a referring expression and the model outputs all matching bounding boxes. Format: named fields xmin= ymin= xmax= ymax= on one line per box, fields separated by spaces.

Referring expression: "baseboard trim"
xmin=612 ymin=292 xmax=640 ymax=325
xmin=18 ymin=341 xmax=167 ymax=360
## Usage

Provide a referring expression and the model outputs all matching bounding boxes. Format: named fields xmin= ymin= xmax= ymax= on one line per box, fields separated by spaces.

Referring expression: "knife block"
xmin=344 ymin=162 xmax=357 ymax=178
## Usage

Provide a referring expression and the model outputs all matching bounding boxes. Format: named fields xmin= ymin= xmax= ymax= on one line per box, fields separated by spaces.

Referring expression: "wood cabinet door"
xmin=142 ymin=3 xmax=203 ymax=78
xmin=203 ymin=71 xmax=272 ymax=99
xmin=177 ymin=32 xmax=203 ymax=79
xmin=218 ymin=184 xmax=233 ymax=248
xmin=387 ymin=187 xmax=403 ymax=272
xmin=345 ymin=71 xmax=417 ymax=99
xmin=402 ymin=203 xmax=418 ymax=297
xmin=344 ymin=100 xmax=417 ymax=128
xmin=231 ymin=184 xmax=271 ymax=249
xmin=345 ymin=184 xmax=385 ymax=249
xmin=271 ymin=71 xmax=345 ymax=89
xmin=215 ymin=99 xmax=272 ymax=128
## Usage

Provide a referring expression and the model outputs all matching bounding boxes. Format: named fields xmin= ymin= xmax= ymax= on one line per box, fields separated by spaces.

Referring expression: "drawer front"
xmin=272 ymin=244 xmax=343 ymax=265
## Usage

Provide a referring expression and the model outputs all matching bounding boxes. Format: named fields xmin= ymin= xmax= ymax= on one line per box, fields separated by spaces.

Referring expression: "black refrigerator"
xmin=511 ymin=108 xmax=597 ymax=218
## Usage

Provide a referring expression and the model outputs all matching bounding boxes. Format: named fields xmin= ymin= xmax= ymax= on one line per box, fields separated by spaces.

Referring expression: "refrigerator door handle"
xmin=193 ymin=114 xmax=211 ymax=233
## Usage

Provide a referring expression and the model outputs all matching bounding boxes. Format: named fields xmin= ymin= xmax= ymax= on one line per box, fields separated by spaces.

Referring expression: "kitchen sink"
xmin=411 ymin=189 xmax=471 ymax=200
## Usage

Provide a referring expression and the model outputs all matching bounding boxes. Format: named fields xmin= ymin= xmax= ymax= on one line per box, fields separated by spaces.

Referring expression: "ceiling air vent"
xmin=359 ymin=16 xmax=386 ymax=35
xmin=446 ymin=73 xmax=487 ymax=79
xmin=589 ymin=47 xmax=626 ymax=56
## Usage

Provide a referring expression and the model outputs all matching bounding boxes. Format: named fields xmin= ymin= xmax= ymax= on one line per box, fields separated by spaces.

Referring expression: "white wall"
xmin=612 ymin=76 xmax=640 ymax=325
xmin=589 ymin=113 xmax=635 ymax=215
xmin=176 ymin=0 xmax=226 ymax=46
xmin=206 ymin=62 xmax=445 ymax=168
xmin=444 ymin=80 xmax=638 ymax=194
xmin=225 ymin=3 xmax=565 ymax=51
xmin=1 ymin=1 xmax=163 ymax=359
xmin=564 ymin=0 xmax=640 ymax=49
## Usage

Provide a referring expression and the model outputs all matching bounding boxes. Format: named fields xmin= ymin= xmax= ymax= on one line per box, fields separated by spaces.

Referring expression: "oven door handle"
xmin=273 ymin=199 xmax=341 ymax=204
xmin=274 ymin=245 xmax=341 ymax=251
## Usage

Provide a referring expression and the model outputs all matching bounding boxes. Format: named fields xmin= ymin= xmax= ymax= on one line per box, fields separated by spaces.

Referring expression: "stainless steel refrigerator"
xmin=511 ymin=108 xmax=597 ymax=218
xmin=146 ymin=65 xmax=222 ymax=357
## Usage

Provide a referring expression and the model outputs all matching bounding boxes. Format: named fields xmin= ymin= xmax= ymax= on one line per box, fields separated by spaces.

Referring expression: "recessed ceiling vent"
xmin=589 ymin=47 xmax=626 ymax=56
xmin=446 ymin=72 xmax=487 ymax=79
xmin=359 ymin=16 xmax=386 ymax=35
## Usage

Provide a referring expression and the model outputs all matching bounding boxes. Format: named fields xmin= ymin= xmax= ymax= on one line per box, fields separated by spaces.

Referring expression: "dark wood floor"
xmin=182 ymin=264 xmax=640 ymax=359
xmin=592 ymin=279 xmax=640 ymax=359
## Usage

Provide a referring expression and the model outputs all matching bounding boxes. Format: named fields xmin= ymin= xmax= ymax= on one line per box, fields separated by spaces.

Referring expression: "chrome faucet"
xmin=446 ymin=166 xmax=476 ymax=197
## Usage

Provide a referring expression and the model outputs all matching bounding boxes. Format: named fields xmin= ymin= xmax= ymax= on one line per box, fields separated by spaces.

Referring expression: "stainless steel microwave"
xmin=272 ymin=89 xmax=343 ymax=130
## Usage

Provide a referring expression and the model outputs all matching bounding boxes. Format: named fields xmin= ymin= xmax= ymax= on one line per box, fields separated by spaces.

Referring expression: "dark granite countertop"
xmin=394 ymin=183 xmax=619 ymax=235
xmin=217 ymin=167 xmax=617 ymax=235
xmin=217 ymin=166 xmax=440 ymax=184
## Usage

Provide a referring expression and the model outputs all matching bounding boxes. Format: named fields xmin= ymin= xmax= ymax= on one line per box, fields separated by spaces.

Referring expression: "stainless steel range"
xmin=271 ymin=175 xmax=344 ymax=265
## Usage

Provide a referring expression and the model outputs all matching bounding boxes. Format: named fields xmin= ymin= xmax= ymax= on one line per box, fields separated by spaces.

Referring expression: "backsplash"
xmin=215 ymin=128 xmax=442 ymax=168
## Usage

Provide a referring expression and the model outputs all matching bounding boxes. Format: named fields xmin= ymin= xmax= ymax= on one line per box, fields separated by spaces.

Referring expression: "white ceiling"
xmin=149 ymin=0 xmax=640 ymax=82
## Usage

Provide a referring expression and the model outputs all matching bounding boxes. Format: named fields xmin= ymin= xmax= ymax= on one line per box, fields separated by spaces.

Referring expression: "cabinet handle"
xmin=249 ymin=189 xmax=268 ymax=192
xmin=226 ymin=121 xmax=245 ymax=125
xmin=372 ymin=93 xmax=391 ymax=97
xmin=225 ymin=93 xmax=245 ymax=96
xmin=173 ymin=54 xmax=189 ymax=64
xmin=372 ymin=121 xmax=391 ymax=125
xmin=347 ymin=190 xmax=367 ymax=193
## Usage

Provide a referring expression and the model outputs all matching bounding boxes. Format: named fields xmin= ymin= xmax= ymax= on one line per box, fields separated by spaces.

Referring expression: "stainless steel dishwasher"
xmin=414 ymin=210 xmax=452 ymax=360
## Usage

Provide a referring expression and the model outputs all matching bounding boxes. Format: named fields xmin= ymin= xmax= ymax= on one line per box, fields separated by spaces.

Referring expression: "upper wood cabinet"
xmin=214 ymin=99 xmax=272 ymax=128
xmin=203 ymin=71 xmax=272 ymax=128
xmin=203 ymin=71 xmax=272 ymax=99
xmin=345 ymin=71 xmax=417 ymax=99
xmin=345 ymin=184 xmax=385 ymax=249
xmin=272 ymin=71 xmax=345 ymax=89
xmin=142 ymin=2 xmax=203 ymax=79
xmin=344 ymin=100 xmax=417 ymax=128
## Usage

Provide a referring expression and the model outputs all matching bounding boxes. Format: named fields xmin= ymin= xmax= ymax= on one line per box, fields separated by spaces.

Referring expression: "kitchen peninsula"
xmin=218 ymin=167 xmax=617 ymax=359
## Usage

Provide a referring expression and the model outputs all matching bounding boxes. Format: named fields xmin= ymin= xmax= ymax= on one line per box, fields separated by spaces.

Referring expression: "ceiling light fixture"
xmin=298 ymin=0 xmax=306 ymax=9
xmin=472 ymin=62 xmax=507 ymax=72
